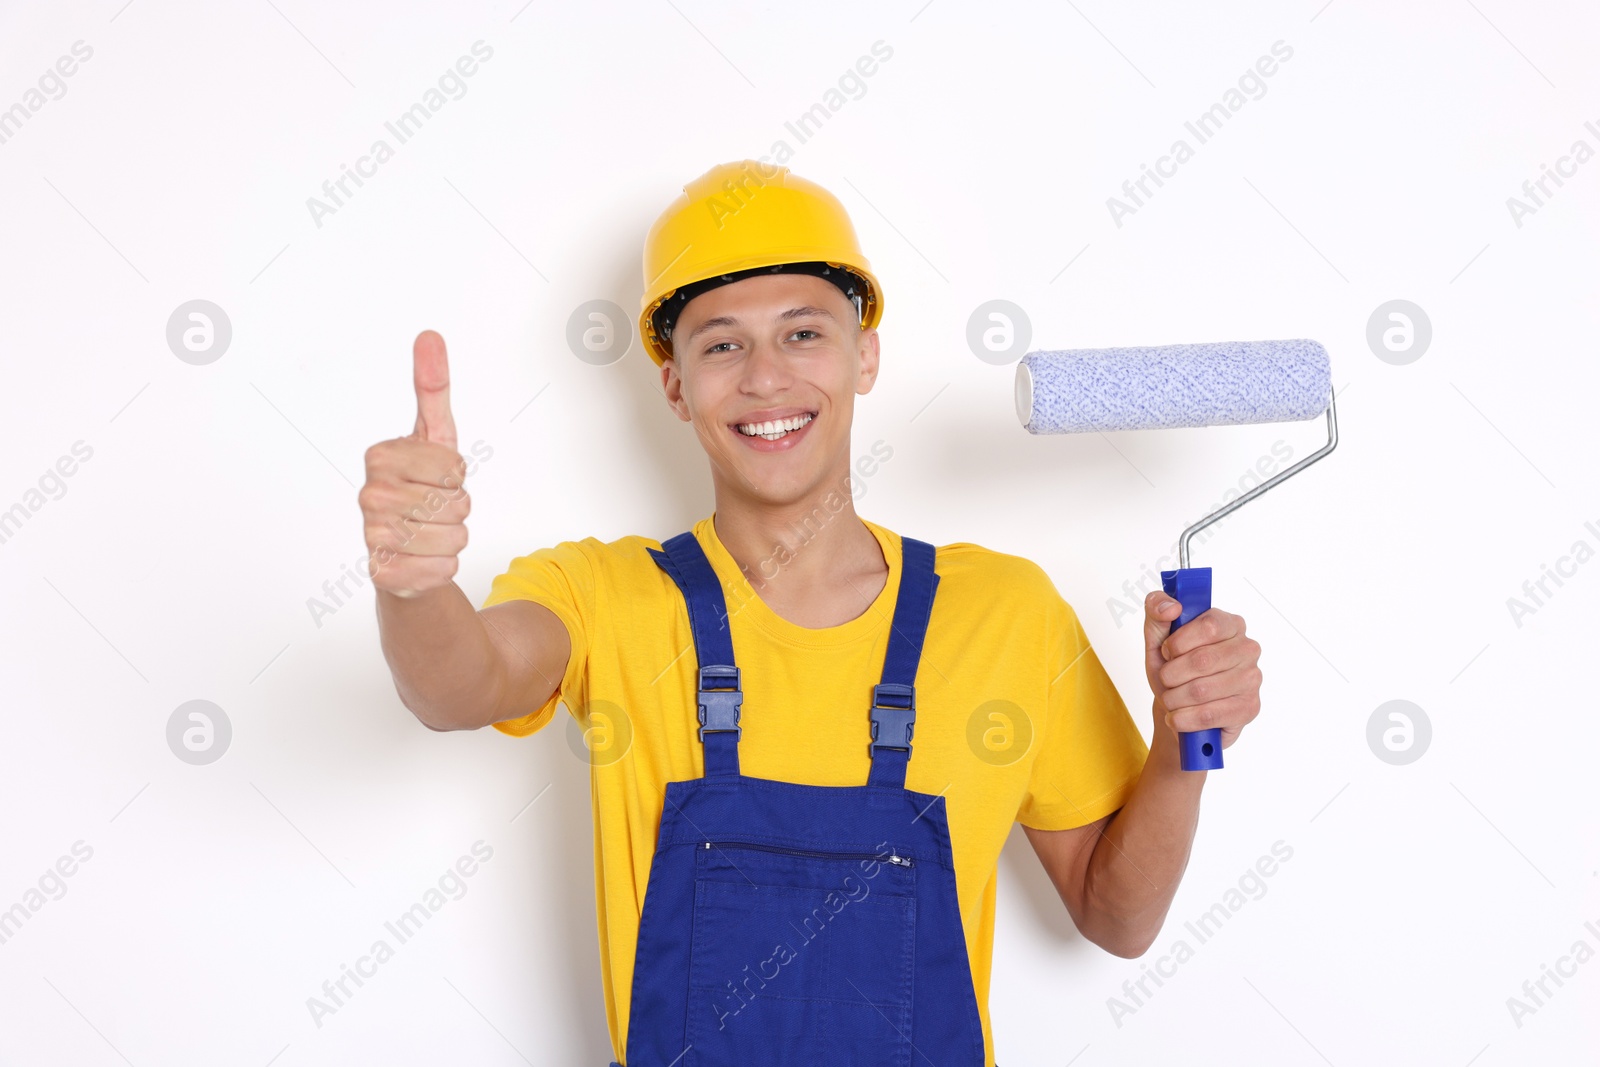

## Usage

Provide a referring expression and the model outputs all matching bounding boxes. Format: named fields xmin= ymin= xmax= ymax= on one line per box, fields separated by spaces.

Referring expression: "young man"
xmin=363 ymin=160 xmax=1263 ymax=1066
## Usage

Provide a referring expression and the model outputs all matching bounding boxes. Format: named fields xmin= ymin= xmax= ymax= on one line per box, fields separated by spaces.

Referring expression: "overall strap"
xmin=867 ymin=536 xmax=940 ymax=790
xmin=646 ymin=532 xmax=741 ymax=777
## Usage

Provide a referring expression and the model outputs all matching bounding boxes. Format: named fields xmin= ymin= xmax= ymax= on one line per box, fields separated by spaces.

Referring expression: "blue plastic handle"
xmin=1160 ymin=567 xmax=1224 ymax=771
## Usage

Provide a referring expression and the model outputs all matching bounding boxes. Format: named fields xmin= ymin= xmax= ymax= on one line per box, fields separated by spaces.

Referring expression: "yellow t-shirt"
xmin=481 ymin=513 xmax=1149 ymax=1066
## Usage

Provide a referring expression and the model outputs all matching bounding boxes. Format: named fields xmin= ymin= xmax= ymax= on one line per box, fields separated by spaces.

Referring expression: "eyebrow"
xmin=683 ymin=305 xmax=838 ymax=345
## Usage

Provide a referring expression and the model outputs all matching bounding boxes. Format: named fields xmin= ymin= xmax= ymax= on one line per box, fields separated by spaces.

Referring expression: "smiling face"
xmin=660 ymin=271 xmax=880 ymax=508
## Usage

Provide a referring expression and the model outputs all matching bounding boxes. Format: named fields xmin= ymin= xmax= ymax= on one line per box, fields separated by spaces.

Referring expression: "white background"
xmin=2 ymin=1 xmax=1597 ymax=1064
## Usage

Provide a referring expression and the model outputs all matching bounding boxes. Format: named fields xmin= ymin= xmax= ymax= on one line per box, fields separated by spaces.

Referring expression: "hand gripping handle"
xmin=1160 ymin=567 xmax=1224 ymax=771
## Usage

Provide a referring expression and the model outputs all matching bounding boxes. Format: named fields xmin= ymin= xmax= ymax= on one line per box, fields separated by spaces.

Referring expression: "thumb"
xmin=1143 ymin=591 xmax=1183 ymax=662
xmin=412 ymin=329 xmax=458 ymax=450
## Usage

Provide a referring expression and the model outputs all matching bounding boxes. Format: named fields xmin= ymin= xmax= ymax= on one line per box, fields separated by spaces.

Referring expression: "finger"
xmin=1143 ymin=591 xmax=1185 ymax=657
xmin=366 ymin=437 xmax=469 ymax=491
xmin=359 ymin=478 xmax=472 ymax=525
xmin=1159 ymin=608 xmax=1244 ymax=661
xmin=366 ymin=519 xmax=469 ymax=559
xmin=412 ymin=329 xmax=458 ymax=450
xmin=400 ymin=442 xmax=470 ymax=493
xmin=1163 ymin=691 xmax=1261 ymax=735
xmin=1159 ymin=663 xmax=1263 ymax=714
xmin=1158 ymin=634 xmax=1261 ymax=689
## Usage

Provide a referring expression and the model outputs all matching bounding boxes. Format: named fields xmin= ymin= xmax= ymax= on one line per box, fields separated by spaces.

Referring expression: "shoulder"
xmin=490 ymin=531 xmax=664 ymax=585
xmin=920 ymin=536 xmax=1074 ymax=619
xmin=520 ymin=530 xmax=705 ymax=584
xmin=933 ymin=538 xmax=1056 ymax=591
xmin=515 ymin=530 xmax=667 ymax=561
xmin=485 ymin=531 xmax=680 ymax=610
xmin=926 ymin=540 xmax=1103 ymax=665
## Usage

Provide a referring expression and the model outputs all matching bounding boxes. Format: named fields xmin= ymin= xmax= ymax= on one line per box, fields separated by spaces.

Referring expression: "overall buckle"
xmin=868 ymin=682 xmax=915 ymax=758
xmin=697 ymin=665 xmax=742 ymax=742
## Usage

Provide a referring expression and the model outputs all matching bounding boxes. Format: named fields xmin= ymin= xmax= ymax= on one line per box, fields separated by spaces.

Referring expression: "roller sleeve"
xmin=1016 ymin=339 xmax=1331 ymax=434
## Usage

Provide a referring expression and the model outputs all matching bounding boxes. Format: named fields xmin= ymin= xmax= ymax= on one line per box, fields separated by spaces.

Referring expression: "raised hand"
xmin=1143 ymin=593 xmax=1263 ymax=752
xmin=359 ymin=330 xmax=472 ymax=598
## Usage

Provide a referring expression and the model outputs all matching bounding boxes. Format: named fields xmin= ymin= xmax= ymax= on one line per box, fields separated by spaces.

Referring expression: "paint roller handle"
xmin=1160 ymin=567 xmax=1225 ymax=771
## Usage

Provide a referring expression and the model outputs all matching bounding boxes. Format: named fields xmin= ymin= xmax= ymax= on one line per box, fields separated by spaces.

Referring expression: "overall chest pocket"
xmin=686 ymin=841 xmax=918 ymax=1067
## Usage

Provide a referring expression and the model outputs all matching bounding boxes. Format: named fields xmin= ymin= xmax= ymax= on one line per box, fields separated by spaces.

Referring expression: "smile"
xmin=734 ymin=412 xmax=815 ymax=441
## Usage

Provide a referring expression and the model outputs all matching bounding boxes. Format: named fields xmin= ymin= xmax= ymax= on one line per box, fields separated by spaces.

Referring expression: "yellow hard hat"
xmin=639 ymin=160 xmax=883 ymax=367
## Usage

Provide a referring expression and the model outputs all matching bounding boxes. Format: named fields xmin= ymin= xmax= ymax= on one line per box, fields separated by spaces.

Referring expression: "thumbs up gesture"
xmin=360 ymin=330 xmax=472 ymax=598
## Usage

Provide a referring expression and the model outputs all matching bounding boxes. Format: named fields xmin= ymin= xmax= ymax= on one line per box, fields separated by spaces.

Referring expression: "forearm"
xmin=376 ymin=582 xmax=505 ymax=731
xmin=1079 ymin=713 xmax=1206 ymax=957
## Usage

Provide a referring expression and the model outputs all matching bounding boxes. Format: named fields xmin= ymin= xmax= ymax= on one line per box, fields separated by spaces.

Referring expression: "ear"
xmin=855 ymin=326 xmax=881 ymax=395
xmin=661 ymin=357 xmax=692 ymax=422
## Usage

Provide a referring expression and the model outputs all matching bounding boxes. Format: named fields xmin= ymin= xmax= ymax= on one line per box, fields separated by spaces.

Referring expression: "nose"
xmin=738 ymin=334 xmax=793 ymax=392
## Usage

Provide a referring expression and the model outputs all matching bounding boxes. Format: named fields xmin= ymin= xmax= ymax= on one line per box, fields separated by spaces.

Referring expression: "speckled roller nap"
xmin=1017 ymin=338 xmax=1331 ymax=433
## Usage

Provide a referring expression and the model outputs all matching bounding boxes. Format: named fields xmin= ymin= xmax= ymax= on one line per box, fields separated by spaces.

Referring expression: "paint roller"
xmin=1014 ymin=339 xmax=1338 ymax=771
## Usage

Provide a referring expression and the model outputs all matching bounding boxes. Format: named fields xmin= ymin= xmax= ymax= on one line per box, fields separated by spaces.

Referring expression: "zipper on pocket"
xmin=702 ymin=839 xmax=913 ymax=867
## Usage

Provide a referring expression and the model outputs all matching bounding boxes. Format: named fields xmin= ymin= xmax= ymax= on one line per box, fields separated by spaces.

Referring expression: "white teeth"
xmin=736 ymin=413 xmax=813 ymax=440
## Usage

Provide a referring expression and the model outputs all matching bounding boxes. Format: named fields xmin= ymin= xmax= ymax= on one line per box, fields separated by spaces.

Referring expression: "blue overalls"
xmin=608 ymin=529 xmax=987 ymax=1066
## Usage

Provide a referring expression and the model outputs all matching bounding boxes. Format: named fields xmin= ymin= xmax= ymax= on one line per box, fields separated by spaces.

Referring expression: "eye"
xmin=790 ymin=329 xmax=821 ymax=340
xmin=706 ymin=341 xmax=737 ymax=354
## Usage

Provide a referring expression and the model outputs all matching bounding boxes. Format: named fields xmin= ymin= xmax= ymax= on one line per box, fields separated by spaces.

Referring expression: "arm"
xmin=1022 ymin=727 xmax=1203 ymax=957
xmin=377 ymin=588 xmax=569 ymax=733
xmin=363 ymin=330 xmax=570 ymax=732
xmin=1023 ymin=590 xmax=1261 ymax=957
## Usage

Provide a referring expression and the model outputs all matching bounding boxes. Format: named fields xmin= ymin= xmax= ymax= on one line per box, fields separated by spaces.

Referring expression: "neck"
xmin=709 ymin=473 xmax=882 ymax=596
